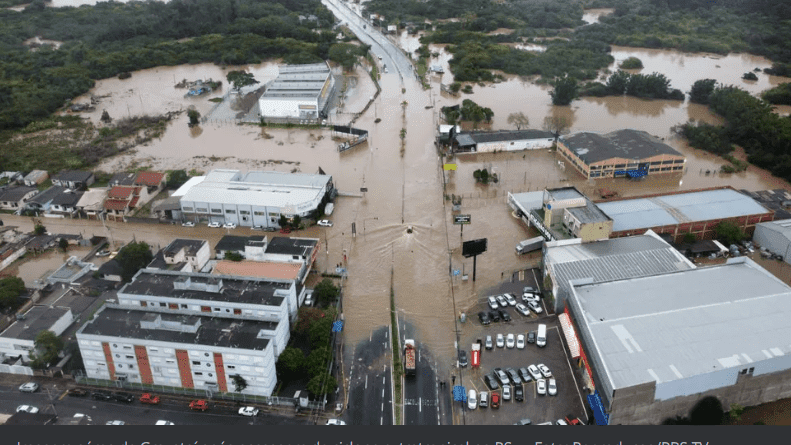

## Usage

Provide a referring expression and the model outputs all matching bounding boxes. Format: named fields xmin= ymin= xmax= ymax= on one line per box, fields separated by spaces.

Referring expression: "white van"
xmin=479 ymin=391 xmax=489 ymax=408
xmin=468 ymin=389 xmax=477 ymax=410
xmin=537 ymin=323 xmax=547 ymax=347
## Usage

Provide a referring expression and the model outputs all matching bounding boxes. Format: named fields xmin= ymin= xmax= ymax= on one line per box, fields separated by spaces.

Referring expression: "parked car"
xmin=223 ymin=222 xmax=237 ymax=229
xmin=155 ymin=420 xmax=175 ymax=425
xmin=502 ymin=384 xmax=511 ymax=401
xmin=523 ymin=286 xmax=539 ymax=295
xmin=489 ymin=310 xmax=500 ymax=322
xmin=92 ymin=390 xmax=113 ymax=401
xmin=251 ymin=225 xmax=264 ymax=230
xmin=491 ymin=392 xmax=500 ymax=408
xmin=505 ymin=367 xmax=521 ymax=385
xmin=494 ymin=367 xmax=510 ymax=386
xmin=207 ymin=222 xmax=221 ymax=228
xmin=487 ymin=295 xmax=499 ymax=310
xmin=485 ymin=335 xmax=493 ymax=350
xmin=514 ymin=385 xmax=524 ymax=402
xmin=498 ymin=309 xmax=511 ymax=322
xmin=264 ymin=227 xmax=277 ymax=232
xmin=515 ymin=303 xmax=531 ymax=316
xmin=95 ymin=250 xmax=111 ymax=257
xmin=67 ymin=388 xmax=88 ymax=397
xmin=528 ymin=300 xmax=543 ymax=314
xmin=527 ymin=364 xmax=541 ymax=381
xmin=317 ymin=220 xmax=333 ymax=227
xmin=238 ymin=406 xmax=259 ymax=417
xmin=139 ymin=393 xmax=160 ymax=404
xmin=504 ymin=293 xmax=517 ymax=306
xmin=565 ymin=417 xmax=584 ymax=425
xmin=527 ymin=331 xmax=536 ymax=344
xmin=19 ymin=382 xmax=39 ymax=393
xmin=548 ymin=378 xmax=557 ymax=396
xmin=479 ymin=391 xmax=489 ymax=408
xmin=506 ymin=333 xmax=515 ymax=348
xmin=16 ymin=405 xmax=39 ymax=413
xmin=537 ymin=378 xmax=547 ymax=395
xmin=484 ymin=373 xmax=500 ymax=390
xmin=522 ymin=292 xmax=540 ymax=303
xmin=496 ymin=333 xmax=505 ymax=348
xmin=181 ymin=221 xmax=195 ymax=227
xmin=537 ymin=363 xmax=553 ymax=378
xmin=478 ymin=311 xmax=491 ymax=325
xmin=515 ymin=418 xmax=531 ymax=425
xmin=496 ymin=294 xmax=508 ymax=307
xmin=326 ymin=419 xmax=346 ymax=425
xmin=519 ymin=367 xmax=532 ymax=383
xmin=516 ymin=334 xmax=525 ymax=349
xmin=114 ymin=392 xmax=135 ymax=403
xmin=556 ymin=419 xmax=568 ymax=425
xmin=189 ymin=400 xmax=209 ymax=411
xmin=105 ymin=420 xmax=125 ymax=425
xmin=466 ymin=389 xmax=477 ymax=410
xmin=458 ymin=349 xmax=468 ymax=367
xmin=303 ymin=290 xmax=314 ymax=307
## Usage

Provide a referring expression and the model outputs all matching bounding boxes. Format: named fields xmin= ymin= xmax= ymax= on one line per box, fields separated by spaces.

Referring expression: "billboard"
xmin=462 ymin=238 xmax=487 ymax=258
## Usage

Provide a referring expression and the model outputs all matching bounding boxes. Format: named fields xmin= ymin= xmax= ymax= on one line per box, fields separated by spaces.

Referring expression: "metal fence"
xmin=73 ymin=375 xmax=324 ymax=409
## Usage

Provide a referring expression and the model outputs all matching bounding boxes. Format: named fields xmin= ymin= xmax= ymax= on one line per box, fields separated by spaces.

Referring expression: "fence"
xmin=73 ymin=375 xmax=324 ymax=409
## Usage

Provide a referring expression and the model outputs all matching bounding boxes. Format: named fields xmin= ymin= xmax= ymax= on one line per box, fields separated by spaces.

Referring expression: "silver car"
xmin=502 ymin=384 xmax=511 ymax=401
xmin=494 ymin=368 xmax=510 ymax=386
xmin=504 ymin=293 xmax=518 ymax=306
xmin=18 ymin=382 xmax=39 ymax=393
xmin=496 ymin=294 xmax=508 ymax=307
xmin=527 ymin=364 xmax=542 ymax=381
xmin=496 ymin=333 xmax=505 ymax=348
xmin=537 ymin=378 xmax=547 ymax=395
xmin=488 ymin=296 xmax=499 ymax=310
xmin=515 ymin=303 xmax=531 ymax=316
xmin=528 ymin=300 xmax=543 ymax=314
xmin=538 ymin=363 xmax=552 ymax=378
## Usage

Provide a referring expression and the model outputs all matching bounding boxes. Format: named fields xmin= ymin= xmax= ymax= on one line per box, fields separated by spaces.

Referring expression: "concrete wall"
xmin=259 ymin=98 xmax=318 ymax=119
xmin=476 ymin=137 xmax=555 ymax=153
xmin=575 ymin=220 xmax=613 ymax=242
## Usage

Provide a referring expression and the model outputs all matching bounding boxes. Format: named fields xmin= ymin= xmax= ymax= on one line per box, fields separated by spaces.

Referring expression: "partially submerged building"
xmin=453 ymin=129 xmax=555 ymax=154
xmin=258 ymin=63 xmax=335 ymax=121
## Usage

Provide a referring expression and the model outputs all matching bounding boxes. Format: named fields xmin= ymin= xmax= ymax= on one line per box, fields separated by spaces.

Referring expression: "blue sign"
xmin=452 ymin=385 xmax=466 ymax=402
xmin=587 ymin=391 xmax=609 ymax=425
xmin=332 ymin=321 xmax=344 ymax=332
xmin=452 ymin=269 xmax=460 ymax=276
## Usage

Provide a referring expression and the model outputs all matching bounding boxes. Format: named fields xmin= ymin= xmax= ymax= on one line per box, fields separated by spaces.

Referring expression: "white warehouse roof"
xmin=569 ymin=257 xmax=791 ymax=392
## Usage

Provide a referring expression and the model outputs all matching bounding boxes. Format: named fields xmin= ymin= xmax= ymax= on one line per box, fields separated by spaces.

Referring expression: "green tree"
xmin=606 ymin=70 xmax=631 ymax=95
xmin=307 ymin=372 xmax=337 ymax=397
xmin=449 ymin=82 xmax=462 ymax=93
xmin=230 ymin=374 xmax=248 ymax=393
xmin=729 ymin=403 xmax=745 ymax=422
xmin=187 ymin=108 xmax=200 ymax=126
xmin=278 ymin=214 xmax=289 ymax=228
xmin=34 ymin=224 xmax=46 ymax=236
xmin=314 ymin=278 xmax=339 ymax=306
xmin=167 ymin=170 xmax=188 ymax=189
xmin=328 ymin=43 xmax=361 ymax=71
xmin=689 ymin=79 xmax=718 ymax=104
xmin=0 ymin=276 xmax=26 ymax=311
xmin=277 ymin=347 xmax=306 ymax=375
xmin=226 ymin=70 xmax=259 ymax=92
xmin=550 ymin=76 xmax=579 ymax=105
xmin=306 ymin=346 xmax=331 ymax=377
xmin=620 ymin=57 xmax=644 ymax=69
xmin=58 ymin=238 xmax=69 ymax=252
xmin=115 ymin=241 xmax=153 ymax=282
xmin=225 ymin=251 xmax=244 ymax=262
xmin=507 ymin=112 xmax=529 ymax=130
xmin=30 ymin=330 xmax=64 ymax=369
xmin=714 ymin=221 xmax=746 ymax=246
xmin=292 ymin=214 xmax=301 ymax=228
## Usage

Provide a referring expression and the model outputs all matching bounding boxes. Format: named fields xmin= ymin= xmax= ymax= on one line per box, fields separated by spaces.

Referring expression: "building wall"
xmin=0 ymin=191 xmax=37 ymax=210
xmin=610 ymin=213 xmax=775 ymax=244
xmin=753 ymin=225 xmax=791 ymax=263
xmin=555 ymin=140 xmax=686 ymax=179
xmin=259 ymin=98 xmax=319 ymax=119
xmin=576 ymin=220 xmax=614 ymax=242
xmin=77 ymin=334 xmax=277 ymax=396
xmin=166 ymin=243 xmax=210 ymax=271
xmin=0 ymin=337 xmax=34 ymax=361
xmin=475 ymin=138 xmax=555 ymax=153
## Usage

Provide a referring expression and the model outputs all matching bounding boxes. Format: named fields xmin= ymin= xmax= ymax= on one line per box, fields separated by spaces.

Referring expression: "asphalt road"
xmin=0 ymin=382 xmax=311 ymax=425
xmin=400 ymin=320 xmax=450 ymax=425
xmin=346 ymin=326 xmax=392 ymax=425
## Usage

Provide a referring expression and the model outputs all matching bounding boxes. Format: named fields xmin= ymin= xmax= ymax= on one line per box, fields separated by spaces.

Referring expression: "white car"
xmin=515 ymin=303 xmax=530 ymax=316
xmin=536 ymin=378 xmax=547 ymax=395
xmin=528 ymin=300 xmax=543 ymax=314
xmin=223 ymin=222 xmax=237 ymax=229
xmin=496 ymin=333 xmax=505 ymax=348
xmin=18 ymin=382 xmax=39 ymax=393
xmin=516 ymin=334 xmax=525 ymax=349
xmin=548 ymin=378 xmax=557 ymax=396
xmin=207 ymin=222 xmax=221 ymax=228
xmin=496 ymin=294 xmax=508 ymax=307
xmin=502 ymin=384 xmax=511 ymax=401
xmin=556 ymin=419 xmax=568 ymax=425
xmin=506 ymin=333 xmax=515 ymax=349
xmin=317 ymin=220 xmax=333 ymax=227
xmin=522 ymin=292 xmax=540 ymax=303
xmin=106 ymin=420 xmax=125 ymax=425
xmin=326 ymin=419 xmax=346 ymax=425
xmin=537 ymin=363 xmax=553 ymax=378
xmin=504 ymin=293 xmax=517 ymax=306
xmin=468 ymin=389 xmax=477 ymax=410
xmin=487 ymin=296 xmax=499 ymax=310
xmin=155 ymin=420 xmax=175 ymax=425
xmin=16 ymin=405 xmax=39 ymax=414
xmin=527 ymin=364 xmax=541 ymax=380
xmin=181 ymin=221 xmax=195 ymax=227
xmin=303 ymin=290 xmax=314 ymax=307
xmin=238 ymin=406 xmax=259 ymax=417
xmin=485 ymin=335 xmax=493 ymax=350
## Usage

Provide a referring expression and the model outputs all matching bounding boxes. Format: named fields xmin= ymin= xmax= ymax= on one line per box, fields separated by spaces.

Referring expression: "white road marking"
xmin=419 ymin=397 xmax=422 ymax=412
xmin=382 ymin=376 xmax=385 ymax=384
xmin=365 ymin=375 xmax=368 ymax=389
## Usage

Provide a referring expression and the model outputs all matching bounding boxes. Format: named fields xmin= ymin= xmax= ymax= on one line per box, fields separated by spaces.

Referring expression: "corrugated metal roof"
xmin=571 ymin=258 xmax=791 ymax=390
xmin=510 ymin=191 xmax=544 ymax=212
xmin=596 ymin=188 xmax=770 ymax=232
xmin=241 ymin=171 xmax=330 ymax=188
xmin=564 ymin=129 xmax=683 ymax=164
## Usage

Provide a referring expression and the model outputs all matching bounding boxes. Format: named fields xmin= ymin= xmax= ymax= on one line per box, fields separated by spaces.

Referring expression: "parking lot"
xmin=456 ymin=269 xmax=588 ymax=425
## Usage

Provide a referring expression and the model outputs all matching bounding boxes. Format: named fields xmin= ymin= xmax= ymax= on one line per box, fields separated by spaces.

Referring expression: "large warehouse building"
xmin=453 ymin=129 xmax=555 ymax=154
xmin=563 ymin=257 xmax=791 ymax=425
xmin=596 ymin=186 xmax=774 ymax=242
xmin=557 ymin=129 xmax=686 ymax=179
xmin=258 ymin=63 xmax=335 ymax=121
xmin=178 ymin=169 xmax=335 ymax=228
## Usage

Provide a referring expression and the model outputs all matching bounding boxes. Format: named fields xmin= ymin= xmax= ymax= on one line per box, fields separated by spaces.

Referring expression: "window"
xmin=211 ymin=208 xmax=222 ymax=214
xmin=749 ymin=367 xmax=755 ymax=373
xmin=126 ymin=355 xmax=134 ymax=359
xmin=201 ymin=306 xmax=211 ymax=312
xmin=674 ymin=159 xmax=685 ymax=163
xmin=115 ymin=354 xmax=120 ymax=358
xmin=192 ymin=361 xmax=201 ymax=366
xmin=169 ymin=303 xmax=178 ymax=309
xmin=213 ymin=307 xmax=221 ymax=312
xmin=140 ymin=301 xmax=147 ymax=307
xmin=166 ymin=359 xmax=176 ymax=364
xmin=205 ymin=353 xmax=210 ymax=357
xmin=181 ymin=304 xmax=187 ymax=309
xmin=196 ymin=207 xmax=208 ymax=213
xmin=225 ymin=308 xmax=230 ymax=313
xmin=225 ymin=209 xmax=236 ymax=214
xmin=234 ymin=309 xmax=242 ymax=315
xmin=254 ymin=211 xmax=265 ymax=216
xmin=227 ymin=365 xmax=235 ymax=370
xmin=123 ymin=345 xmax=132 ymax=350
xmin=240 ymin=210 xmax=249 ymax=215
xmin=206 ymin=363 xmax=211 ymax=367
xmin=183 ymin=206 xmax=194 ymax=212
xmin=159 ymin=302 xmax=166 ymax=307
xmin=194 ymin=372 xmax=203 ymax=376
xmin=208 ymin=373 xmax=213 ymax=377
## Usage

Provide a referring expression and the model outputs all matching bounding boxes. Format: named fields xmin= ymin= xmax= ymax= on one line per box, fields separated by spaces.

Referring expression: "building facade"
xmin=453 ymin=129 xmax=555 ymax=154
xmin=258 ymin=63 xmax=335 ymax=121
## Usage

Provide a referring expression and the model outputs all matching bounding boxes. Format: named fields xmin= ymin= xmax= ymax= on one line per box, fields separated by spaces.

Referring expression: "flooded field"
xmin=7 ymin=246 xmax=95 ymax=287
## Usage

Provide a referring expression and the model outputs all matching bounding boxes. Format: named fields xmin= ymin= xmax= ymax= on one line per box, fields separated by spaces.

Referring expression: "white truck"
xmin=516 ymin=236 xmax=544 ymax=255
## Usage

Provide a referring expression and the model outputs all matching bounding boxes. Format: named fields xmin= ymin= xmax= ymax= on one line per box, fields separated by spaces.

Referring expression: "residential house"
xmin=23 ymin=170 xmax=48 ymax=187
xmin=97 ymin=259 xmax=123 ymax=282
xmin=51 ymin=170 xmax=95 ymax=189
xmin=134 ymin=171 xmax=166 ymax=196
xmin=108 ymin=172 xmax=137 ymax=187
xmin=103 ymin=186 xmax=149 ymax=221
xmin=0 ymin=306 xmax=74 ymax=363
xmin=24 ymin=186 xmax=68 ymax=214
xmin=49 ymin=189 xmax=84 ymax=216
xmin=147 ymin=239 xmax=210 ymax=273
xmin=0 ymin=187 xmax=38 ymax=211
xmin=76 ymin=188 xmax=108 ymax=220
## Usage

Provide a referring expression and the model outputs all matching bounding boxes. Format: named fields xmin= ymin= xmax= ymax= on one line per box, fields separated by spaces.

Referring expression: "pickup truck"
xmin=140 ymin=393 xmax=161 ymax=404
xmin=189 ymin=399 xmax=209 ymax=411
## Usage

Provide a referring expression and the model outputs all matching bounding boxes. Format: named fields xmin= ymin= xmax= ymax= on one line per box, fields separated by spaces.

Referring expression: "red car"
xmin=140 ymin=393 xmax=160 ymax=405
xmin=491 ymin=392 xmax=500 ymax=409
xmin=565 ymin=416 xmax=584 ymax=425
xmin=189 ymin=399 xmax=209 ymax=411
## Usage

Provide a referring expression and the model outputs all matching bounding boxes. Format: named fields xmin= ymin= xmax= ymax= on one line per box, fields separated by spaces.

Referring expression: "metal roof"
xmin=0 ymin=186 xmax=38 ymax=202
xmin=0 ymin=306 xmax=70 ymax=341
xmin=241 ymin=171 xmax=330 ymax=188
xmin=570 ymin=257 xmax=791 ymax=391
xmin=509 ymin=191 xmax=544 ymax=212
xmin=566 ymin=200 xmax=611 ymax=224
xmin=564 ymin=129 xmax=683 ymax=164
xmin=546 ymin=187 xmax=584 ymax=201
xmin=261 ymin=63 xmax=330 ymax=100
xmin=463 ymin=129 xmax=555 ymax=144
xmin=596 ymin=188 xmax=770 ymax=232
